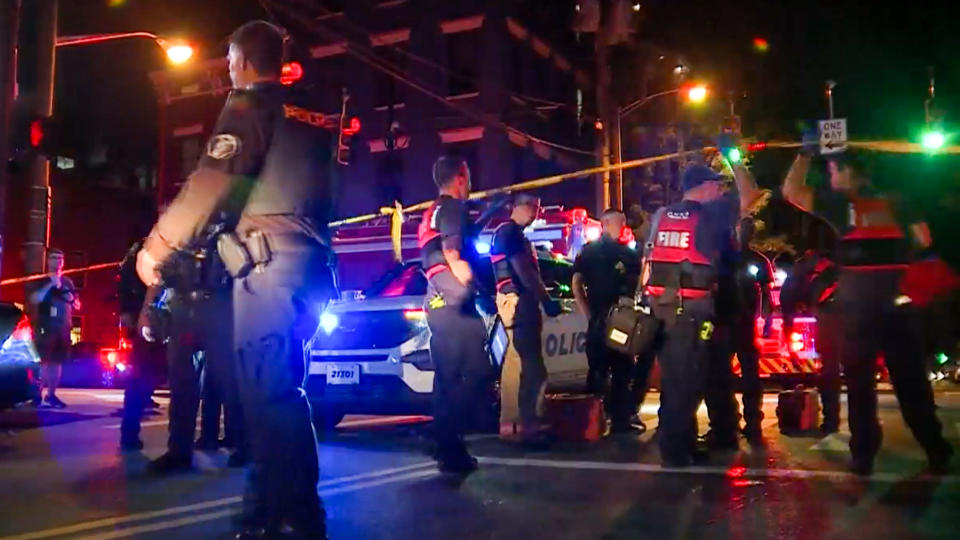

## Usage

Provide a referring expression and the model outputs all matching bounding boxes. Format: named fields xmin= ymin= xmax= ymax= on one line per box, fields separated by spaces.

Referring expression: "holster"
xmin=219 ymin=230 xmax=274 ymax=278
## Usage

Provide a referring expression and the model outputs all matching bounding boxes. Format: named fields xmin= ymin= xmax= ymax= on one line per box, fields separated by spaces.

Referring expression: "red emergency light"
xmin=281 ymin=62 xmax=303 ymax=86
xmin=569 ymin=207 xmax=588 ymax=223
xmin=29 ymin=120 xmax=44 ymax=148
xmin=343 ymin=117 xmax=361 ymax=136
xmin=619 ymin=225 xmax=635 ymax=246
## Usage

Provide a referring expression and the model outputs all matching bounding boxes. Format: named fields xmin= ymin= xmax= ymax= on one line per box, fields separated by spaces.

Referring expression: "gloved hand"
xmin=542 ymin=298 xmax=563 ymax=317
xmin=800 ymin=126 xmax=819 ymax=156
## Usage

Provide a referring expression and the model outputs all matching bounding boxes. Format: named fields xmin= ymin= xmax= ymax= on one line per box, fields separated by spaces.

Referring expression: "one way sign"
xmin=818 ymin=118 xmax=847 ymax=155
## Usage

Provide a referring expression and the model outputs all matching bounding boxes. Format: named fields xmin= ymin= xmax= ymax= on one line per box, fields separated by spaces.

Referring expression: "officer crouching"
xmin=643 ymin=165 xmax=740 ymax=467
xmin=571 ymin=209 xmax=642 ymax=434
xmin=490 ymin=194 xmax=562 ymax=446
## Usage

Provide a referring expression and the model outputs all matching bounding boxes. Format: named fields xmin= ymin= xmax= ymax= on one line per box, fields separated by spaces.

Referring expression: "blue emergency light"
xmin=320 ymin=312 xmax=340 ymax=334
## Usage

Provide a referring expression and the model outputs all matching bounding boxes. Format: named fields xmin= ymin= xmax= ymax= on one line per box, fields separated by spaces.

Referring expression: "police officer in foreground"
xmin=732 ymin=218 xmax=774 ymax=445
xmin=491 ymin=194 xmax=562 ymax=446
xmin=571 ymin=209 xmax=642 ymax=433
xmin=643 ymin=165 xmax=740 ymax=467
xmin=782 ymin=151 xmax=952 ymax=475
xmin=148 ymin=233 xmax=244 ymax=474
xmin=138 ymin=21 xmax=335 ymax=539
xmin=418 ymin=155 xmax=492 ymax=474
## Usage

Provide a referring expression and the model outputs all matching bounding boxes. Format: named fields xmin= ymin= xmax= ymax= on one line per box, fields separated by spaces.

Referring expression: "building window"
xmin=446 ymin=31 xmax=478 ymax=96
xmin=372 ymin=47 xmax=406 ymax=108
xmin=70 ymin=316 xmax=83 ymax=345
xmin=67 ymin=250 xmax=87 ymax=289
xmin=180 ymin=136 xmax=202 ymax=179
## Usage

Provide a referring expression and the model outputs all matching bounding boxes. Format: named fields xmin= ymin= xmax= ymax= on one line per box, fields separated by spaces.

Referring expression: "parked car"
xmin=0 ymin=303 xmax=41 ymax=410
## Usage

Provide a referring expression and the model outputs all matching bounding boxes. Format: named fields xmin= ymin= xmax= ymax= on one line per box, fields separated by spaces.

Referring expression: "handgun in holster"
xmin=217 ymin=230 xmax=273 ymax=279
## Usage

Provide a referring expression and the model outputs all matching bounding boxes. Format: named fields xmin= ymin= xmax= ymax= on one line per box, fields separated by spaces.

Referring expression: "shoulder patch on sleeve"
xmin=207 ymin=134 xmax=242 ymax=160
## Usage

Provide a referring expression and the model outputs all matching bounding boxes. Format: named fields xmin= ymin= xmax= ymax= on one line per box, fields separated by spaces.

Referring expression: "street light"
xmin=686 ymin=84 xmax=707 ymax=104
xmin=56 ymin=32 xmax=194 ymax=65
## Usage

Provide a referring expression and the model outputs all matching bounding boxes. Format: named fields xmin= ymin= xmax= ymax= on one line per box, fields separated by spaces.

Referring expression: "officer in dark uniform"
xmin=643 ymin=165 xmax=740 ymax=467
xmin=780 ymin=250 xmax=842 ymax=434
xmin=118 ymin=239 xmax=166 ymax=452
xmin=148 ymin=234 xmax=243 ymax=473
xmin=490 ymin=194 xmax=562 ymax=445
xmin=417 ymin=155 xmax=492 ymax=474
xmin=571 ymin=209 xmax=642 ymax=433
xmin=784 ymin=151 xmax=952 ymax=475
xmin=138 ymin=21 xmax=336 ymax=539
xmin=732 ymin=218 xmax=774 ymax=445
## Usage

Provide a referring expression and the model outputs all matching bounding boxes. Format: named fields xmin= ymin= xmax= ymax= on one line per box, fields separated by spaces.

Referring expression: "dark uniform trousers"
xmin=233 ymin=243 xmax=335 ymax=532
xmin=426 ymin=305 xmax=491 ymax=460
xmin=120 ymin=332 xmax=166 ymax=445
xmin=814 ymin=305 xmax=842 ymax=429
xmin=732 ymin=312 xmax=763 ymax=431
xmin=586 ymin=312 xmax=634 ymax=426
xmin=166 ymin=289 xmax=240 ymax=458
xmin=652 ymin=296 xmax=739 ymax=462
xmin=836 ymin=271 xmax=950 ymax=463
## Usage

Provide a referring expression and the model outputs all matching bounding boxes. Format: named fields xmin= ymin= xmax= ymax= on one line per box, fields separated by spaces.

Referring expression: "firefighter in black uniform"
xmin=137 ymin=21 xmax=336 ymax=539
xmin=571 ymin=209 xmax=642 ymax=433
xmin=733 ymin=218 xmax=774 ymax=445
xmin=148 ymin=233 xmax=244 ymax=473
xmin=783 ymin=151 xmax=953 ymax=475
xmin=643 ymin=165 xmax=740 ymax=467
xmin=491 ymin=194 xmax=562 ymax=445
xmin=417 ymin=155 xmax=492 ymax=474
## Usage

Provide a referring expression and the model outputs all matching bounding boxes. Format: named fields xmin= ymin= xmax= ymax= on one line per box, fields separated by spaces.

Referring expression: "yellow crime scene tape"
xmin=1 ymin=138 xmax=954 ymax=286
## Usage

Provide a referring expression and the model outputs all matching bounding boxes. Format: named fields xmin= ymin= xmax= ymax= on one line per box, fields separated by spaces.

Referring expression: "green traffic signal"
xmin=936 ymin=352 xmax=949 ymax=365
xmin=922 ymin=130 xmax=945 ymax=150
xmin=726 ymin=147 xmax=742 ymax=163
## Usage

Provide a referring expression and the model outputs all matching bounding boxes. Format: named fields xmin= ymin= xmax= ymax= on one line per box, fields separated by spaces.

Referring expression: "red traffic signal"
xmin=343 ymin=117 xmax=361 ymax=136
xmin=281 ymin=62 xmax=303 ymax=86
xmin=30 ymin=120 xmax=44 ymax=148
xmin=746 ymin=141 xmax=767 ymax=152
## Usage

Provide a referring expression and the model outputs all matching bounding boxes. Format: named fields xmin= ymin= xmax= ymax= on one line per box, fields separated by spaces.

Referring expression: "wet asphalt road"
xmin=0 ymin=388 xmax=959 ymax=540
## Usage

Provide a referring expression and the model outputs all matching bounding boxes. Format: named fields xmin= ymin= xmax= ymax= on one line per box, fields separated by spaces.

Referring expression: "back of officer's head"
xmin=682 ymin=165 xmax=724 ymax=202
xmin=600 ymin=208 xmax=625 ymax=238
xmin=432 ymin=155 xmax=471 ymax=197
xmin=228 ymin=21 xmax=285 ymax=87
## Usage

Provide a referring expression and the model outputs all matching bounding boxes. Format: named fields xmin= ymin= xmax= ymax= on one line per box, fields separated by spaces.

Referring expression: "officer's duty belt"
xmin=648 ymin=263 xmax=715 ymax=290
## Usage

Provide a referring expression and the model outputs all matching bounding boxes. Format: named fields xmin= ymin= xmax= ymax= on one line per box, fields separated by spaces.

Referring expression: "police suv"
xmin=304 ymin=250 xmax=589 ymax=430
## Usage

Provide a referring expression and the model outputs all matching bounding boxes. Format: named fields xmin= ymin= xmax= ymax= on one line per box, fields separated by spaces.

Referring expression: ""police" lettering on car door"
xmin=545 ymin=331 xmax=587 ymax=357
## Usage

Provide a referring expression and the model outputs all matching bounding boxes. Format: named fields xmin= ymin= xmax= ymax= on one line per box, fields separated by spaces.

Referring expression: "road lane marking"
xmin=476 ymin=456 xmax=960 ymax=484
xmin=0 ymin=462 xmax=434 ymax=540
xmin=66 ymin=469 xmax=440 ymax=540
xmin=810 ymin=431 xmax=852 ymax=452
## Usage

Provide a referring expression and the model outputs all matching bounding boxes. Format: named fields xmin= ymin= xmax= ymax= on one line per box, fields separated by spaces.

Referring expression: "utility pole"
xmin=23 ymin=0 xmax=56 ymax=278
xmin=594 ymin=4 xmax=613 ymax=214
xmin=0 ymin=0 xmax=22 ymax=280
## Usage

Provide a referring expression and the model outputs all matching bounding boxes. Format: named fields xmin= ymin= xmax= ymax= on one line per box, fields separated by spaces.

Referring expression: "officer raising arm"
xmin=138 ymin=21 xmax=336 ymax=539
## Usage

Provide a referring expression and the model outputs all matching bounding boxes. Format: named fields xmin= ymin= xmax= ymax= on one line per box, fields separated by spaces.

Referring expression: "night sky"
xmin=51 ymin=0 xmax=960 ymax=190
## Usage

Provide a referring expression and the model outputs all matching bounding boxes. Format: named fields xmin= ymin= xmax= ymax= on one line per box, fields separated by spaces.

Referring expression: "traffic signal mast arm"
xmin=780 ymin=154 xmax=814 ymax=212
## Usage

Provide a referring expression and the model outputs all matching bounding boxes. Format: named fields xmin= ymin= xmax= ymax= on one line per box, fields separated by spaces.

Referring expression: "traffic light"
xmin=725 ymin=147 xmax=742 ymax=164
xmin=921 ymin=129 xmax=945 ymax=151
xmin=20 ymin=115 xmax=59 ymax=157
xmin=337 ymin=116 xmax=360 ymax=165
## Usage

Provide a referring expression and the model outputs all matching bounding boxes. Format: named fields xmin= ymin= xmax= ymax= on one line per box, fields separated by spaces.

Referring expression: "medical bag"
xmin=776 ymin=385 xmax=821 ymax=434
xmin=544 ymin=393 xmax=607 ymax=442
xmin=604 ymin=297 xmax=662 ymax=356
